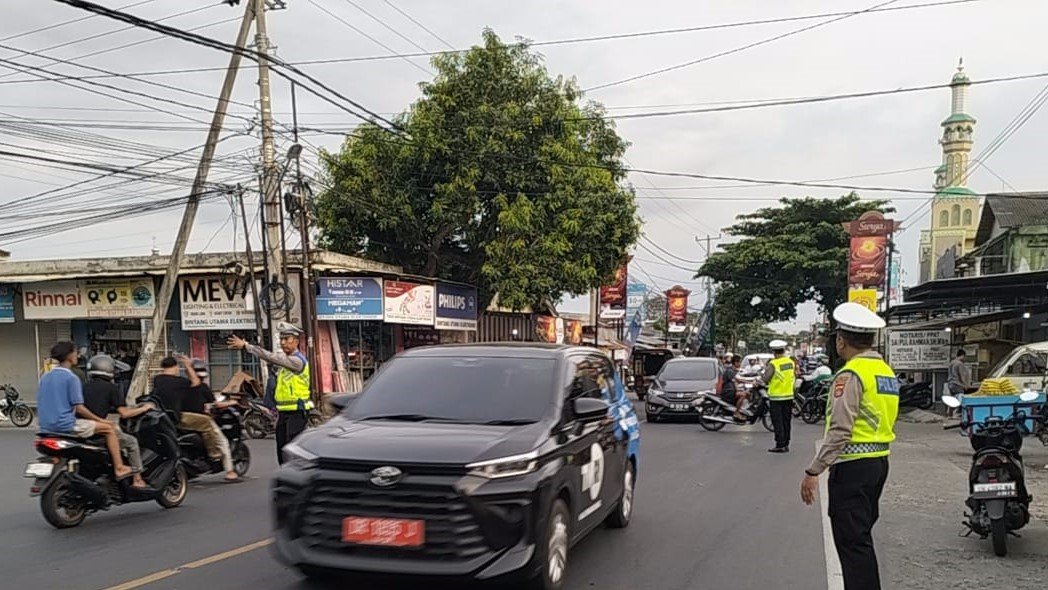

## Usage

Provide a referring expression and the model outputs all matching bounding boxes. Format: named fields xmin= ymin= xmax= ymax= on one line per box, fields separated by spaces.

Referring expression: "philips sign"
xmin=435 ymin=283 xmax=478 ymax=331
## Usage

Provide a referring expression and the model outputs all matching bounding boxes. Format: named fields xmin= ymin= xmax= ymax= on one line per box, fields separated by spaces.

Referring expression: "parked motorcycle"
xmin=943 ymin=391 xmax=1039 ymax=556
xmin=692 ymin=379 xmax=774 ymax=432
xmin=0 ymin=384 xmax=34 ymax=427
xmin=25 ymin=395 xmax=187 ymax=529
xmin=241 ymin=397 xmax=276 ymax=440
xmin=178 ymin=404 xmax=251 ymax=479
xmin=899 ymin=380 xmax=935 ymax=410
xmin=799 ymin=380 xmax=831 ymax=424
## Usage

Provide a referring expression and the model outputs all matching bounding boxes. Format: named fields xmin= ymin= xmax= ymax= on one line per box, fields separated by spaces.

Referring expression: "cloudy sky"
xmin=2 ymin=0 xmax=1046 ymax=330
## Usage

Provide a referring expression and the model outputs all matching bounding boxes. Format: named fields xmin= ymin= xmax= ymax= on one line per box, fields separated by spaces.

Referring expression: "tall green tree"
xmin=698 ymin=194 xmax=892 ymax=324
xmin=316 ymin=30 xmax=640 ymax=310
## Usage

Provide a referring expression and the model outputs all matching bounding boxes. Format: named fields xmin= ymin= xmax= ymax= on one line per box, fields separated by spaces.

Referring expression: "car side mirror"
xmin=942 ymin=395 xmax=961 ymax=408
xmin=327 ymin=392 xmax=357 ymax=413
xmin=573 ymin=397 xmax=609 ymax=423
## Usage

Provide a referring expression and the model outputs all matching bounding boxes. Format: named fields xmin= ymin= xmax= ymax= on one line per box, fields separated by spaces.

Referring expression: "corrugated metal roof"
xmin=985 ymin=193 xmax=1048 ymax=229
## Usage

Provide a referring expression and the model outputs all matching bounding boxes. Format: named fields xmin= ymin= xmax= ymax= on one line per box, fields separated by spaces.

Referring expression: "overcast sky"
xmin=2 ymin=0 xmax=1046 ymax=331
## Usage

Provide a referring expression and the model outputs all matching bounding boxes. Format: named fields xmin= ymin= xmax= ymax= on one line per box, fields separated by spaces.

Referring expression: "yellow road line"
xmin=102 ymin=538 xmax=273 ymax=590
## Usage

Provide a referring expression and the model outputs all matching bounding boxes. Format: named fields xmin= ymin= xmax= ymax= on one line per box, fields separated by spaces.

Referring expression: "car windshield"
xmin=346 ymin=356 xmax=557 ymax=425
xmin=659 ymin=361 xmax=717 ymax=381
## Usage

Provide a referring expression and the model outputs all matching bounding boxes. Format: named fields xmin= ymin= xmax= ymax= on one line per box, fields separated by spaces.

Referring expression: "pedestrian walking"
xmin=763 ymin=339 xmax=795 ymax=453
xmin=801 ymin=302 xmax=899 ymax=590
xmin=228 ymin=322 xmax=312 ymax=464
xmin=946 ymin=348 xmax=975 ymax=419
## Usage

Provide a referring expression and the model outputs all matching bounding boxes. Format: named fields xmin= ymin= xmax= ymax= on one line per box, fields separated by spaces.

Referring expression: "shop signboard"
xmin=434 ymin=283 xmax=478 ymax=331
xmin=536 ymin=315 xmax=565 ymax=343
xmin=564 ymin=319 xmax=583 ymax=345
xmin=179 ymin=276 xmax=257 ymax=330
xmin=316 ymin=277 xmax=383 ymax=320
xmin=844 ymin=211 xmax=896 ymax=288
xmin=383 ymin=280 xmax=434 ymax=326
xmin=0 ymin=285 xmax=14 ymax=323
xmin=600 ymin=260 xmax=629 ymax=319
xmin=887 ymin=330 xmax=951 ymax=370
xmin=848 ymin=288 xmax=878 ymax=313
xmin=23 ymin=279 xmax=155 ymax=320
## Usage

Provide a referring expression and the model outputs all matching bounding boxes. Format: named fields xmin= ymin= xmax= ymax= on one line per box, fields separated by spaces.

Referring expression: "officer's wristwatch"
xmin=804 ymin=469 xmax=818 ymax=477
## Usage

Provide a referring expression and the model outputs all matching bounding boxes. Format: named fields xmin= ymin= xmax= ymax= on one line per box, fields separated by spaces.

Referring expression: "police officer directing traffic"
xmin=228 ymin=322 xmax=313 ymax=464
xmin=763 ymin=339 xmax=795 ymax=453
xmin=801 ymin=302 xmax=899 ymax=590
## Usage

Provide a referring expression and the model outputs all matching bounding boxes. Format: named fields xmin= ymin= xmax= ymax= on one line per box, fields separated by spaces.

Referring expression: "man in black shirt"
xmin=85 ymin=355 xmax=153 ymax=489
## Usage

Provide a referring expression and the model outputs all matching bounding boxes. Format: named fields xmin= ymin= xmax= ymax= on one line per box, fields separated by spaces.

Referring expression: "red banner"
xmin=564 ymin=320 xmax=583 ymax=345
xmin=665 ymin=285 xmax=690 ymax=330
xmin=535 ymin=316 xmax=556 ymax=343
xmin=599 ymin=261 xmax=629 ymax=319
xmin=848 ymin=236 xmax=888 ymax=287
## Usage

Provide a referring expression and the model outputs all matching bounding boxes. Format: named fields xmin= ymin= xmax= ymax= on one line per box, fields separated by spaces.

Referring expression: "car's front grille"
xmin=299 ymin=477 xmax=490 ymax=562
xmin=665 ymin=392 xmax=699 ymax=401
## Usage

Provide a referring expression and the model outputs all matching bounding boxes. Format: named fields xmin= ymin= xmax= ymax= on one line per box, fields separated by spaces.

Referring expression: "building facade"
xmin=919 ymin=61 xmax=981 ymax=283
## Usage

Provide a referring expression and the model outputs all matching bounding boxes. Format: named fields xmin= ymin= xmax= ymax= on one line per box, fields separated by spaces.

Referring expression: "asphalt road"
xmin=0 ymin=415 xmax=830 ymax=590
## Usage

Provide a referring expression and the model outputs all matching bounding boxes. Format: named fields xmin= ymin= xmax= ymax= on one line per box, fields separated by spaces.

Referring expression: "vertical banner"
xmin=889 ymin=257 xmax=902 ymax=304
xmin=626 ymin=281 xmax=646 ymax=324
xmin=693 ymin=301 xmax=713 ymax=351
xmin=0 ymin=284 xmax=14 ymax=323
xmin=564 ymin=320 xmax=583 ymax=345
xmin=665 ymin=285 xmax=690 ymax=333
xmin=535 ymin=315 xmax=557 ymax=343
xmin=599 ymin=259 xmax=630 ymax=319
xmin=843 ymin=211 xmax=897 ymax=288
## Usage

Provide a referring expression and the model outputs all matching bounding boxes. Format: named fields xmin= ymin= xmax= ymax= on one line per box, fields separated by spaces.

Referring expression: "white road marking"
xmin=816 ymin=440 xmax=845 ymax=590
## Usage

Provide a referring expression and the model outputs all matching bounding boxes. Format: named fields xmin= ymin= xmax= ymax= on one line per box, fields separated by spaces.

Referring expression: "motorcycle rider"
xmin=183 ymin=359 xmax=240 ymax=482
xmin=83 ymin=355 xmax=154 ymax=490
xmin=36 ymin=342 xmax=135 ymax=485
xmin=801 ymin=302 xmax=899 ymax=590
xmin=762 ymin=339 xmax=796 ymax=453
xmin=228 ymin=322 xmax=312 ymax=464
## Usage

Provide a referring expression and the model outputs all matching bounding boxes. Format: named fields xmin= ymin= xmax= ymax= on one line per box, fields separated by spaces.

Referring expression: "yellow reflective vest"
xmin=766 ymin=356 xmax=795 ymax=400
xmin=274 ymin=351 xmax=313 ymax=412
xmin=827 ymin=356 xmax=899 ymax=461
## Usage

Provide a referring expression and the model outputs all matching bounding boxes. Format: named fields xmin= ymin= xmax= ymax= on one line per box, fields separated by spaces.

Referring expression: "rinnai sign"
xmin=23 ymin=279 xmax=155 ymax=320
xmin=434 ymin=283 xmax=478 ymax=331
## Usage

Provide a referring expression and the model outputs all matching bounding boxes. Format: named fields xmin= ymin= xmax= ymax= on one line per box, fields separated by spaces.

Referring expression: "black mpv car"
xmin=272 ymin=344 xmax=641 ymax=590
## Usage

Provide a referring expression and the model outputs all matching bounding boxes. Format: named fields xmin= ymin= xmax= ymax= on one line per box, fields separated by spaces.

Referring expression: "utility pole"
xmin=255 ymin=0 xmax=286 ymax=351
xmin=695 ymin=234 xmax=722 ymax=356
xmin=290 ymin=81 xmax=320 ymax=406
xmin=127 ymin=1 xmax=256 ymax=403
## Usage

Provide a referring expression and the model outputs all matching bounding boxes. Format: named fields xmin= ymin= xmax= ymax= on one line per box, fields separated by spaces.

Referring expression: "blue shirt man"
xmin=37 ymin=366 xmax=83 ymax=433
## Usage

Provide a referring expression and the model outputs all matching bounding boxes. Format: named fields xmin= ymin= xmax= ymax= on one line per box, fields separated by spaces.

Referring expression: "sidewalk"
xmin=879 ymin=421 xmax=1048 ymax=588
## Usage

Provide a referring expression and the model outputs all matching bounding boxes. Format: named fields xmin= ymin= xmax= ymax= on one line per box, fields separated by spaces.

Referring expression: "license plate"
xmin=342 ymin=516 xmax=425 ymax=547
xmin=23 ymin=462 xmax=53 ymax=479
xmin=973 ymin=482 xmax=1016 ymax=493
xmin=671 ymin=403 xmax=690 ymax=411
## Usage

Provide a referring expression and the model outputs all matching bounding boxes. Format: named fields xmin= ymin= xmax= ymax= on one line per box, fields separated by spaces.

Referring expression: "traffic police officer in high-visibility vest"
xmin=227 ymin=322 xmax=313 ymax=464
xmin=801 ymin=302 xmax=898 ymax=590
xmin=762 ymin=339 xmax=795 ymax=453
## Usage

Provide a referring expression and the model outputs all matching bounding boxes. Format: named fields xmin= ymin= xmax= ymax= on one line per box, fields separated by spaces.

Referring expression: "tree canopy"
xmin=316 ymin=30 xmax=640 ymax=311
xmin=697 ymin=194 xmax=892 ymax=325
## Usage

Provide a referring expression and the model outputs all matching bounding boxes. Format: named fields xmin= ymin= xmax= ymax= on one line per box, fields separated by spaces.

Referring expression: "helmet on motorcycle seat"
xmin=191 ymin=359 xmax=208 ymax=379
xmin=87 ymin=355 xmax=116 ymax=379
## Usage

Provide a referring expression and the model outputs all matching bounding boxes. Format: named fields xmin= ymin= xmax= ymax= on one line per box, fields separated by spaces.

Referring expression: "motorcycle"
xmin=692 ymin=379 xmax=774 ymax=432
xmin=241 ymin=397 xmax=276 ymax=440
xmin=794 ymin=376 xmax=831 ymax=420
xmin=943 ymin=391 xmax=1039 ymax=556
xmin=0 ymin=384 xmax=34 ymax=428
xmin=178 ymin=403 xmax=251 ymax=479
xmin=25 ymin=395 xmax=187 ymax=529
xmin=899 ymin=380 xmax=934 ymax=410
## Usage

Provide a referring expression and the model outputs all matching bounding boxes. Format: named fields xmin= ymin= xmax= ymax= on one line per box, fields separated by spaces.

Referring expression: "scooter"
xmin=799 ymin=380 xmax=831 ymax=424
xmin=943 ymin=391 xmax=1039 ymax=557
xmin=25 ymin=395 xmax=187 ymax=529
xmin=178 ymin=403 xmax=251 ymax=479
xmin=0 ymin=384 xmax=34 ymax=427
xmin=241 ymin=397 xmax=277 ymax=439
xmin=692 ymin=380 xmax=774 ymax=433
xmin=899 ymin=380 xmax=934 ymax=410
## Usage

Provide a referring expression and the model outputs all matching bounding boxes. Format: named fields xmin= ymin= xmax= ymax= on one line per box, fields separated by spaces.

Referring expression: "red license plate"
xmin=342 ymin=516 xmax=425 ymax=547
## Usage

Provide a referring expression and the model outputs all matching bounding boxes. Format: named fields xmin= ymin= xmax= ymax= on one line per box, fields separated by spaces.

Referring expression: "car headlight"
xmin=648 ymin=388 xmax=664 ymax=398
xmin=467 ymin=451 xmax=539 ymax=479
xmin=282 ymin=441 xmax=318 ymax=471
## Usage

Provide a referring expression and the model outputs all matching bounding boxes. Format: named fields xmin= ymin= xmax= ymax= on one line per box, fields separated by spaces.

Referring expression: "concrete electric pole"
xmin=127 ymin=1 xmax=256 ymax=403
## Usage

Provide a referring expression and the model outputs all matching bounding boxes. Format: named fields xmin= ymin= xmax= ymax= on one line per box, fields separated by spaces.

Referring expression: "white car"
xmin=739 ymin=353 xmax=773 ymax=377
xmin=985 ymin=342 xmax=1048 ymax=392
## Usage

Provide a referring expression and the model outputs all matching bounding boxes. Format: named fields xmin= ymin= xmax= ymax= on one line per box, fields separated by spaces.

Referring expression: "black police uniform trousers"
xmin=276 ymin=410 xmax=309 ymax=465
xmin=829 ymin=456 xmax=890 ymax=590
xmin=769 ymin=399 xmax=793 ymax=448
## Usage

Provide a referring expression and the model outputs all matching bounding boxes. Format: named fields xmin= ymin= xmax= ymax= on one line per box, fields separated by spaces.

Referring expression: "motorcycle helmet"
xmin=87 ymin=354 xmax=116 ymax=379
